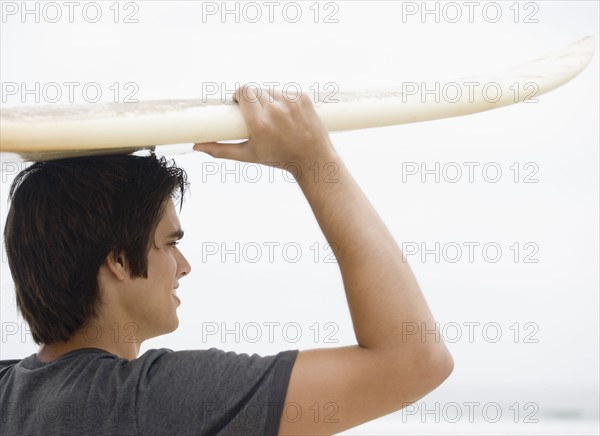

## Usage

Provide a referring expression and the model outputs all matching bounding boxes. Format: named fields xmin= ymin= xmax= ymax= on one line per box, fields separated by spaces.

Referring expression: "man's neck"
xmin=36 ymin=330 xmax=142 ymax=362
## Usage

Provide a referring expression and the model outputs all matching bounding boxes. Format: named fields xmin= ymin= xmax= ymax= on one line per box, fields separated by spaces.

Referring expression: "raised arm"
xmin=193 ymin=86 xmax=453 ymax=435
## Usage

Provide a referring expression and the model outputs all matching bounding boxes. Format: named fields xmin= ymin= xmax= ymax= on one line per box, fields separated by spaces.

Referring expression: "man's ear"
xmin=103 ymin=250 xmax=129 ymax=281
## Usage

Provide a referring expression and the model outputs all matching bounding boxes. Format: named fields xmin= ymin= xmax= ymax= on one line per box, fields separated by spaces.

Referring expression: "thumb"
xmin=193 ymin=140 xmax=252 ymax=161
xmin=193 ymin=141 xmax=219 ymax=153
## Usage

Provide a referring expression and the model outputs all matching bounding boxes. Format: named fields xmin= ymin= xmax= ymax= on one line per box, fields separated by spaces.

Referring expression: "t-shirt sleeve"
xmin=135 ymin=348 xmax=298 ymax=436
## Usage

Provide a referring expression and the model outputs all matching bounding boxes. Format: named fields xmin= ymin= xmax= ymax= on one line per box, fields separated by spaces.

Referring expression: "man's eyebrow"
xmin=166 ymin=229 xmax=184 ymax=240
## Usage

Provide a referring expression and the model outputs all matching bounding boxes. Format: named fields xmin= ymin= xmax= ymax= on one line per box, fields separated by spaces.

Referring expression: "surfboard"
xmin=0 ymin=36 xmax=594 ymax=161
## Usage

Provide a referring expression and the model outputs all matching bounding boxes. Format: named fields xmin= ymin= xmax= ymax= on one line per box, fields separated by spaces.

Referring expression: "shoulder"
xmin=0 ymin=358 xmax=21 ymax=368
xmin=132 ymin=347 xmax=298 ymax=379
xmin=0 ymin=358 xmax=21 ymax=380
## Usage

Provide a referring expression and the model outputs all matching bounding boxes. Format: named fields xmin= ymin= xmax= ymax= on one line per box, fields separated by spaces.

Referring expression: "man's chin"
xmin=144 ymin=315 xmax=180 ymax=341
xmin=167 ymin=316 xmax=180 ymax=333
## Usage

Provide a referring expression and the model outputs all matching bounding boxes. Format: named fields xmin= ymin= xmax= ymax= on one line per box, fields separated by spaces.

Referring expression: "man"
xmin=0 ymin=86 xmax=453 ymax=435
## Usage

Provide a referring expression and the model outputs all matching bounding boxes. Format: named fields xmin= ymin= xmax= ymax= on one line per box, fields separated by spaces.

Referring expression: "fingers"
xmin=193 ymin=85 xmax=261 ymax=162
xmin=234 ymin=86 xmax=269 ymax=105
xmin=235 ymin=85 xmax=300 ymax=107
xmin=194 ymin=84 xmax=315 ymax=165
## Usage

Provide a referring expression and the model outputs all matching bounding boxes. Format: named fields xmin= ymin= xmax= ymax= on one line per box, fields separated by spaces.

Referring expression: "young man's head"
xmin=3 ymin=153 xmax=191 ymax=345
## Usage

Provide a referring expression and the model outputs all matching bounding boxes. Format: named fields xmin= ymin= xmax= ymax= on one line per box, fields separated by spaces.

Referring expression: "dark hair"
xmin=3 ymin=153 xmax=188 ymax=344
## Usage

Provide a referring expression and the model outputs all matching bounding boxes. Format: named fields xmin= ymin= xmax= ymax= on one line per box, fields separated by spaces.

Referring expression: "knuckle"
xmin=299 ymin=93 xmax=314 ymax=109
xmin=299 ymin=92 xmax=311 ymax=104
xmin=253 ymin=117 xmax=270 ymax=132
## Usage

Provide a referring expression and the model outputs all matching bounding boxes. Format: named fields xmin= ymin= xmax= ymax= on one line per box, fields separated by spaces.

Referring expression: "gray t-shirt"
xmin=0 ymin=347 xmax=298 ymax=435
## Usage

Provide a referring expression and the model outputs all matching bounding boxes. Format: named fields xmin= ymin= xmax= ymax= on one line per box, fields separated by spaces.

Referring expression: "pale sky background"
xmin=1 ymin=1 xmax=598 ymax=434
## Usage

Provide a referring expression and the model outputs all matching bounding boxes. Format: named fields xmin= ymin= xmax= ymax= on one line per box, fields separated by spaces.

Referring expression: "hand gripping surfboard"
xmin=0 ymin=36 xmax=594 ymax=161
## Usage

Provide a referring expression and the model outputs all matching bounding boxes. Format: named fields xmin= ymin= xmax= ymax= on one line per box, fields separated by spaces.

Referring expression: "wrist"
xmin=291 ymin=147 xmax=342 ymax=185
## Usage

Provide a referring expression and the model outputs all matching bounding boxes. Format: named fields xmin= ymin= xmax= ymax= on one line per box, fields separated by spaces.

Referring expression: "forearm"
xmin=296 ymin=149 xmax=444 ymax=353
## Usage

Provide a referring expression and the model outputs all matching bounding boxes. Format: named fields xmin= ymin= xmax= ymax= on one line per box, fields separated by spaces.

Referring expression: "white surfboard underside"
xmin=0 ymin=37 xmax=594 ymax=161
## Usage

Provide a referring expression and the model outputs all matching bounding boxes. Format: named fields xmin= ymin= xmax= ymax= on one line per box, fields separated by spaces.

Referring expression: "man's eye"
xmin=169 ymin=241 xmax=180 ymax=247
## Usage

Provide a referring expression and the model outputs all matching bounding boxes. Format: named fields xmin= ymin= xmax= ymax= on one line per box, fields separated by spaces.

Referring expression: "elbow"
xmin=383 ymin=345 xmax=455 ymax=412
xmin=435 ymin=348 xmax=454 ymax=382
xmin=421 ymin=345 xmax=454 ymax=388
